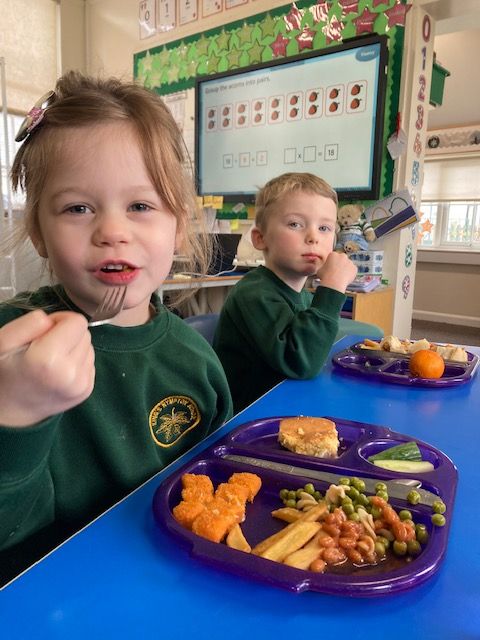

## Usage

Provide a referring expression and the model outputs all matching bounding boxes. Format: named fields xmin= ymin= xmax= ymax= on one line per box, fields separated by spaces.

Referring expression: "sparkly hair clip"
xmin=15 ymin=90 xmax=56 ymax=142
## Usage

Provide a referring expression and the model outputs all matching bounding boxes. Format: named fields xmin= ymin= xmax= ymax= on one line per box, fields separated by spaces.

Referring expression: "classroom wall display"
xmin=134 ymin=0 xmax=411 ymax=202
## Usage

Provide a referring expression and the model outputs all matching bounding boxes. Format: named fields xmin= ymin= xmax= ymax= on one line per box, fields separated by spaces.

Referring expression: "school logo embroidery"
xmin=149 ymin=396 xmax=200 ymax=448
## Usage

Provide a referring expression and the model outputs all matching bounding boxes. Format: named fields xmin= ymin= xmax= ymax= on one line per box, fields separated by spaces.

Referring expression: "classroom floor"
xmin=410 ymin=320 xmax=480 ymax=346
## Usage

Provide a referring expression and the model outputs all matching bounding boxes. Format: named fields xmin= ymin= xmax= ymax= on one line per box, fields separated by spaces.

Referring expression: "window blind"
xmin=422 ymin=156 xmax=480 ymax=201
xmin=1 ymin=0 xmax=58 ymax=114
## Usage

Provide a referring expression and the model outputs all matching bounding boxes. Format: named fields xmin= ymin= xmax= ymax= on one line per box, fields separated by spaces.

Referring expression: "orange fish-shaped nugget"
xmin=228 ymin=473 xmax=262 ymax=502
xmin=181 ymin=473 xmax=214 ymax=504
xmin=172 ymin=500 xmax=206 ymax=530
xmin=192 ymin=508 xmax=234 ymax=543
xmin=215 ymin=482 xmax=249 ymax=510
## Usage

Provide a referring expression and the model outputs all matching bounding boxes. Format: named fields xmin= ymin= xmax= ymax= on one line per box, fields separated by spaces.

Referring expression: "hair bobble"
xmin=15 ymin=90 xmax=56 ymax=142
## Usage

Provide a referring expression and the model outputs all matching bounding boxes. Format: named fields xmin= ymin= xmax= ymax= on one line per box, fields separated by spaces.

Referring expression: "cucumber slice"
xmin=373 ymin=459 xmax=434 ymax=473
xmin=368 ymin=441 xmax=422 ymax=462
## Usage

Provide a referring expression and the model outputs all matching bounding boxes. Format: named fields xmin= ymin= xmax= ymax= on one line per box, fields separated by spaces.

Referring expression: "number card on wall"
xmin=202 ymin=0 xmax=222 ymax=18
xmin=139 ymin=0 xmax=156 ymax=39
xmin=225 ymin=0 xmax=247 ymax=8
xmin=157 ymin=0 xmax=176 ymax=31
xmin=179 ymin=0 xmax=198 ymax=25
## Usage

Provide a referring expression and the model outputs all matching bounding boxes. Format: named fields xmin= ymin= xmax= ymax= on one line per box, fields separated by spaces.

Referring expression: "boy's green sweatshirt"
xmin=0 ymin=286 xmax=232 ymax=584
xmin=213 ymin=266 xmax=345 ymax=413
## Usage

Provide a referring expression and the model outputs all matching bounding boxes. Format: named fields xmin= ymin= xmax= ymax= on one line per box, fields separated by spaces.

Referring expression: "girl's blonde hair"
xmin=255 ymin=172 xmax=338 ymax=229
xmin=10 ymin=71 xmax=211 ymax=298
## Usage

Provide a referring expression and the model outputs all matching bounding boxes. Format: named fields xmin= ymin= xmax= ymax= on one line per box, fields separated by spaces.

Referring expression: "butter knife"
xmin=223 ymin=454 xmax=440 ymax=507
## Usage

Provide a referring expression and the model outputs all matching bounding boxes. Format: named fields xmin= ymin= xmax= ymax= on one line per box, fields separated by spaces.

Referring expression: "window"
xmin=0 ymin=112 xmax=26 ymax=213
xmin=418 ymin=201 xmax=480 ymax=250
xmin=419 ymin=156 xmax=480 ymax=252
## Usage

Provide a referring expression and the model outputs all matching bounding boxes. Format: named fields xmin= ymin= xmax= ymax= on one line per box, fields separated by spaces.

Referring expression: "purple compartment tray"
xmin=152 ymin=416 xmax=457 ymax=597
xmin=332 ymin=342 xmax=479 ymax=387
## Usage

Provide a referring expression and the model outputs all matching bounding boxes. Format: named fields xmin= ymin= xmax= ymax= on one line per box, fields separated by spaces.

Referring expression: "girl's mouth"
xmin=95 ymin=262 xmax=138 ymax=284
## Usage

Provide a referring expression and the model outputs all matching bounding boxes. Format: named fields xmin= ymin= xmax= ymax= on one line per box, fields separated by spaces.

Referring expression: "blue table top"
xmin=2 ymin=336 xmax=479 ymax=640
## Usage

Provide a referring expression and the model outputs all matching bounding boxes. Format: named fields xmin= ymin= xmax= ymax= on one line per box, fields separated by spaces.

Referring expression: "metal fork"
xmin=0 ymin=286 xmax=127 ymax=360
xmin=88 ymin=286 xmax=127 ymax=327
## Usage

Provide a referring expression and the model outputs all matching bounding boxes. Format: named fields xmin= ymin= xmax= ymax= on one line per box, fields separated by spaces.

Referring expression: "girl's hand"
xmin=0 ymin=310 xmax=95 ymax=427
xmin=316 ymin=251 xmax=358 ymax=293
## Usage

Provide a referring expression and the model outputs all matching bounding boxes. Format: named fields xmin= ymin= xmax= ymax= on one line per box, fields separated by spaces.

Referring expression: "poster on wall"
xmin=157 ymin=0 xmax=176 ymax=31
xmin=139 ymin=0 xmax=156 ymax=39
xmin=202 ymin=0 xmax=222 ymax=18
xmin=179 ymin=0 xmax=198 ymax=25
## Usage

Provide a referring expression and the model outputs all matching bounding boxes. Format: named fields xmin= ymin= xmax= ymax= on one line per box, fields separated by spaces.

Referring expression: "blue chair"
xmin=183 ymin=313 xmax=220 ymax=345
xmin=336 ymin=318 xmax=383 ymax=341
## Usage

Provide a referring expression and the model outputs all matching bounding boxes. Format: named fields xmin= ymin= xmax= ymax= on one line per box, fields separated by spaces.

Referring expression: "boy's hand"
xmin=316 ymin=251 xmax=358 ymax=293
xmin=0 ymin=310 xmax=95 ymax=427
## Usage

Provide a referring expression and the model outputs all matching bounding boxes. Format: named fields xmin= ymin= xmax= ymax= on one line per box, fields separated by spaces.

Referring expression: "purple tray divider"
xmin=332 ymin=342 xmax=478 ymax=387
xmin=152 ymin=416 xmax=458 ymax=597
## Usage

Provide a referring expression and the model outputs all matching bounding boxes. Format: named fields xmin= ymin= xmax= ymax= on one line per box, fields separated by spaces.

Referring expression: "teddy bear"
xmin=335 ymin=203 xmax=376 ymax=254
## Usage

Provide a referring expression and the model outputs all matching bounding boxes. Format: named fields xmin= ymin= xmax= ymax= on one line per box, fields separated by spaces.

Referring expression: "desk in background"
xmin=1 ymin=336 xmax=479 ymax=640
xmin=159 ymin=274 xmax=243 ymax=315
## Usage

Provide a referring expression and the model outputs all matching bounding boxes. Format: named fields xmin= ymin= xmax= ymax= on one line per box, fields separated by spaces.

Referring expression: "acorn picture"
xmin=208 ymin=120 xmax=215 ymax=129
xmin=351 ymin=84 xmax=362 ymax=95
xmin=208 ymin=109 xmax=215 ymax=118
xmin=350 ymin=98 xmax=361 ymax=109
xmin=329 ymin=88 xmax=339 ymax=99
xmin=290 ymin=95 xmax=299 ymax=105
xmin=238 ymin=103 xmax=246 ymax=113
xmin=223 ymin=118 xmax=229 ymax=127
xmin=289 ymin=107 xmax=298 ymax=118
xmin=308 ymin=104 xmax=317 ymax=115
xmin=271 ymin=98 xmax=280 ymax=108
xmin=254 ymin=113 xmax=262 ymax=123
xmin=238 ymin=116 xmax=246 ymax=125
xmin=222 ymin=106 xmax=230 ymax=116
xmin=254 ymin=101 xmax=262 ymax=111
xmin=329 ymin=102 xmax=339 ymax=112
xmin=271 ymin=111 xmax=280 ymax=121
xmin=309 ymin=91 xmax=318 ymax=102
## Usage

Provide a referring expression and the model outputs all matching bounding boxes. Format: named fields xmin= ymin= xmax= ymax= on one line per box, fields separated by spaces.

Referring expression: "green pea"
xmin=288 ymin=490 xmax=297 ymax=501
xmin=431 ymin=513 xmax=446 ymax=527
xmin=374 ymin=541 xmax=386 ymax=558
xmin=342 ymin=503 xmax=355 ymax=516
xmin=313 ymin=491 xmax=322 ymax=501
xmin=357 ymin=493 xmax=369 ymax=507
xmin=339 ymin=477 xmax=351 ymax=486
xmin=296 ymin=488 xmax=304 ymax=499
xmin=407 ymin=490 xmax=421 ymax=505
xmin=286 ymin=499 xmax=297 ymax=509
xmin=375 ymin=482 xmax=388 ymax=492
xmin=376 ymin=490 xmax=389 ymax=501
xmin=399 ymin=509 xmax=412 ymax=521
xmin=415 ymin=525 xmax=429 ymax=544
xmin=376 ymin=535 xmax=390 ymax=550
xmin=393 ymin=540 xmax=408 ymax=556
xmin=347 ymin=486 xmax=360 ymax=501
xmin=348 ymin=512 xmax=360 ymax=522
xmin=371 ymin=505 xmax=382 ymax=520
xmin=353 ymin=478 xmax=366 ymax=493
xmin=407 ymin=540 xmax=422 ymax=556
xmin=304 ymin=483 xmax=315 ymax=495
xmin=432 ymin=500 xmax=446 ymax=514
xmin=341 ymin=495 xmax=353 ymax=505
xmin=279 ymin=489 xmax=289 ymax=500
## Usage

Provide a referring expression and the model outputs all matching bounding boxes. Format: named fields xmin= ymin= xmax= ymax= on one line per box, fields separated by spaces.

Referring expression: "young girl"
xmin=0 ymin=72 xmax=232 ymax=584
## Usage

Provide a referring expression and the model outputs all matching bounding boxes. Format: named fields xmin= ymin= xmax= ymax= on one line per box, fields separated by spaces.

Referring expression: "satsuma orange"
xmin=409 ymin=349 xmax=445 ymax=379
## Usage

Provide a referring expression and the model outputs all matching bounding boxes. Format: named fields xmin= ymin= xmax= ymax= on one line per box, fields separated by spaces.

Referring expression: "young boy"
xmin=213 ymin=172 xmax=357 ymax=413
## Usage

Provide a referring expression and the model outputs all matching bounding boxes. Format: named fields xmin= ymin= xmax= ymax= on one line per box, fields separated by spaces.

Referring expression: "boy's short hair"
xmin=255 ymin=172 xmax=338 ymax=229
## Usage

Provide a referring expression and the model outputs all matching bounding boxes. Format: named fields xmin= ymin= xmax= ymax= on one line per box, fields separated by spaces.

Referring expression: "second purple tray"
xmin=332 ymin=342 xmax=478 ymax=387
xmin=152 ymin=416 xmax=457 ymax=597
